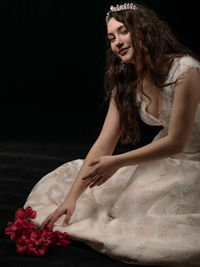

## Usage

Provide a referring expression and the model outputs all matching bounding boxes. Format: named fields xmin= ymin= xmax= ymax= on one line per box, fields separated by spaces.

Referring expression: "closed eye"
xmin=122 ymin=29 xmax=128 ymax=34
xmin=109 ymin=37 xmax=115 ymax=42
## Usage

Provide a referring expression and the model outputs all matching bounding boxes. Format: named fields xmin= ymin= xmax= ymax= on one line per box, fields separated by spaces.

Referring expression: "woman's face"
xmin=107 ymin=18 xmax=134 ymax=64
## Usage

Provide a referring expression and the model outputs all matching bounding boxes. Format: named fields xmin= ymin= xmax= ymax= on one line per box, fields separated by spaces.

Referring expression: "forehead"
xmin=107 ymin=18 xmax=125 ymax=34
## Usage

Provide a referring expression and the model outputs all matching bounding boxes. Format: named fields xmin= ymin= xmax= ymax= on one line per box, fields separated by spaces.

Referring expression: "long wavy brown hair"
xmin=104 ymin=2 xmax=200 ymax=145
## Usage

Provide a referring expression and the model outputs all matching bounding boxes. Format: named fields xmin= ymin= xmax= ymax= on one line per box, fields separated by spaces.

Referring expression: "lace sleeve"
xmin=173 ymin=56 xmax=200 ymax=84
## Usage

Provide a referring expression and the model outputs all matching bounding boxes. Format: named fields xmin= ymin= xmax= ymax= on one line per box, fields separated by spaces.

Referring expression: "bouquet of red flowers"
xmin=5 ymin=206 xmax=71 ymax=256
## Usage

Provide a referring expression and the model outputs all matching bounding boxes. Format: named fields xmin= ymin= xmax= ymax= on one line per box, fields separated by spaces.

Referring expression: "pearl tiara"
xmin=106 ymin=3 xmax=138 ymax=23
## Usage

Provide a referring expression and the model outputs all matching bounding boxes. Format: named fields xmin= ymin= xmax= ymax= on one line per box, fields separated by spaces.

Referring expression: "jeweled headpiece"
xmin=106 ymin=3 xmax=138 ymax=23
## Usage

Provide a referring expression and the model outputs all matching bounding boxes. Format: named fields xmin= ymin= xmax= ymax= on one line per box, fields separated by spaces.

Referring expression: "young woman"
xmin=24 ymin=2 xmax=200 ymax=266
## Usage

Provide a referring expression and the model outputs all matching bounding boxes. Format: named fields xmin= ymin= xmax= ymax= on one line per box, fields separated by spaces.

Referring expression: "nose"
xmin=116 ymin=36 xmax=123 ymax=48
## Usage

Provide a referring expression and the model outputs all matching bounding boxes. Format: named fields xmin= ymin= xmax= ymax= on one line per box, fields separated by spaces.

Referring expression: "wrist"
xmin=114 ymin=154 xmax=126 ymax=168
xmin=66 ymin=182 xmax=88 ymax=202
xmin=65 ymin=191 xmax=78 ymax=202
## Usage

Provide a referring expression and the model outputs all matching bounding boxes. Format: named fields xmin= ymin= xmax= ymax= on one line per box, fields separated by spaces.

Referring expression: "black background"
xmin=0 ymin=0 xmax=199 ymax=144
xmin=0 ymin=1 xmax=200 ymax=267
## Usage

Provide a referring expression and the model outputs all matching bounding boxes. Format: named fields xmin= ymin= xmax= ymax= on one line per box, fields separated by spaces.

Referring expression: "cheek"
xmin=126 ymin=34 xmax=133 ymax=45
xmin=111 ymin=44 xmax=117 ymax=54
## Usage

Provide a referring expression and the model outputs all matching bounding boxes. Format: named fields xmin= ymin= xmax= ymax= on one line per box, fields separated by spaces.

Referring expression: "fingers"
xmin=84 ymin=174 xmax=102 ymax=188
xmin=48 ymin=213 xmax=61 ymax=229
xmin=97 ymin=177 xmax=108 ymax=186
xmin=41 ymin=212 xmax=54 ymax=229
xmin=90 ymin=174 xmax=100 ymax=181
xmin=41 ymin=210 xmax=64 ymax=229
xmin=82 ymin=159 xmax=100 ymax=180
xmin=82 ymin=172 xmax=99 ymax=181
xmin=88 ymin=159 xmax=99 ymax=166
xmin=63 ymin=211 xmax=72 ymax=227
xmin=82 ymin=174 xmax=92 ymax=181
xmin=90 ymin=175 xmax=105 ymax=188
xmin=82 ymin=171 xmax=96 ymax=181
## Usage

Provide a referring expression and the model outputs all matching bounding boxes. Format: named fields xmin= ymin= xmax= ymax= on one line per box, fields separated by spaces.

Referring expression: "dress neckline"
xmin=136 ymin=92 xmax=162 ymax=122
xmin=136 ymin=56 xmax=182 ymax=122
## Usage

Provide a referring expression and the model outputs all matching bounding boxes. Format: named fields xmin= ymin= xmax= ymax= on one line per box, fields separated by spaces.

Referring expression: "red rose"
xmin=24 ymin=206 xmax=36 ymax=219
xmin=5 ymin=221 xmax=18 ymax=241
xmin=27 ymin=228 xmax=50 ymax=256
xmin=47 ymin=230 xmax=71 ymax=246
xmin=15 ymin=207 xmax=36 ymax=222
xmin=14 ymin=208 xmax=26 ymax=219
xmin=15 ymin=235 xmax=31 ymax=254
xmin=13 ymin=217 xmax=34 ymax=231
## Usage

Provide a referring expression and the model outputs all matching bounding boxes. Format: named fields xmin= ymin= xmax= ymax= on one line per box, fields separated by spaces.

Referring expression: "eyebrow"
xmin=107 ymin=25 xmax=126 ymax=37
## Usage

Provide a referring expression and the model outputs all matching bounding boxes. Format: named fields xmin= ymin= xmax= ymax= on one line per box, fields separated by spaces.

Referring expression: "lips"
xmin=119 ymin=47 xmax=129 ymax=55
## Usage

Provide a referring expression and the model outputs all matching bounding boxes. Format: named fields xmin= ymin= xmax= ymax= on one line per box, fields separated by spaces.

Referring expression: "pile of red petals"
xmin=5 ymin=206 xmax=71 ymax=256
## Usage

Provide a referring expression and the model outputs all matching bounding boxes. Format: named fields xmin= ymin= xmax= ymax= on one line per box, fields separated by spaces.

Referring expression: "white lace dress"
xmin=24 ymin=55 xmax=200 ymax=267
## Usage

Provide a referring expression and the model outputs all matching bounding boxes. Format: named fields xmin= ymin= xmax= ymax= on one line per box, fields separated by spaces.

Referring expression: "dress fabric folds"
xmin=24 ymin=55 xmax=200 ymax=267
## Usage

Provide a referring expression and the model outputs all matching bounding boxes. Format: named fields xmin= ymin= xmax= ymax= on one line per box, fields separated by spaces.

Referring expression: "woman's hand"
xmin=82 ymin=155 xmax=120 ymax=188
xmin=41 ymin=196 xmax=76 ymax=229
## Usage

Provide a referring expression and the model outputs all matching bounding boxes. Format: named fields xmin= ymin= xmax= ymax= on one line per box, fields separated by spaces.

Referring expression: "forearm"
xmin=66 ymin=142 xmax=114 ymax=201
xmin=115 ymin=136 xmax=182 ymax=167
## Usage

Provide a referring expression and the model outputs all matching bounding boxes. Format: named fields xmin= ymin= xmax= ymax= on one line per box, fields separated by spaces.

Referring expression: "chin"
xmin=122 ymin=58 xmax=133 ymax=64
xmin=121 ymin=54 xmax=134 ymax=64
